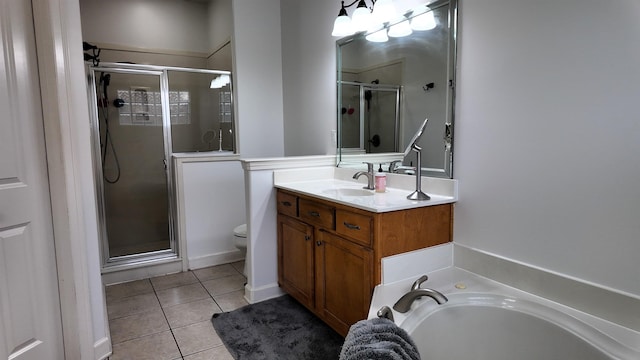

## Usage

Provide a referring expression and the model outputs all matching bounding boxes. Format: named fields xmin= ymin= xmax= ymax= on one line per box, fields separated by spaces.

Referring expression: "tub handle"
xmin=376 ymin=306 xmax=394 ymax=322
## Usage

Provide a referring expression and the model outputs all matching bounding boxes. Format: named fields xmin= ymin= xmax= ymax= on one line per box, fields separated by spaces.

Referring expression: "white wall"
xmin=280 ymin=0 xmax=337 ymax=156
xmin=453 ymin=0 xmax=640 ymax=297
xmin=208 ymin=0 xmax=233 ymax=51
xmin=232 ymin=0 xmax=285 ymax=158
xmin=180 ymin=159 xmax=246 ymax=269
xmin=80 ymin=0 xmax=210 ymax=53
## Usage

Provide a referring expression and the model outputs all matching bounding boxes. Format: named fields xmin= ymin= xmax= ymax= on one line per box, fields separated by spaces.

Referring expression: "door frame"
xmin=32 ymin=0 xmax=107 ymax=358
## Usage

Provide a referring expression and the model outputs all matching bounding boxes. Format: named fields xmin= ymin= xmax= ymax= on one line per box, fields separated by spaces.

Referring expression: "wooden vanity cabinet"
xmin=315 ymin=230 xmax=373 ymax=335
xmin=276 ymin=189 xmax=452 ymax=336
xmin=277 ymin=215 xmax=315 ymax=309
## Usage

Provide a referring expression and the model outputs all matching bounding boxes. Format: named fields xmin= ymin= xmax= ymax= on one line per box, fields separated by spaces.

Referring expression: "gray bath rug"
xmin=211 ymin=295 xmax=344 ymax=359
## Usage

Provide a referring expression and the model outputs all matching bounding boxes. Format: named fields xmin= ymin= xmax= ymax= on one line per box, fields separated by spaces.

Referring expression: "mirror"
xmin=336 ymin=0 xmax=457 ymax=178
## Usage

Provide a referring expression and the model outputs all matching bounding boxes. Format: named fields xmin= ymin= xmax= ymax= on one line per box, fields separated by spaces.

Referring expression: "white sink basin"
xmin=321 ymin=188 xmax=374 ymax=197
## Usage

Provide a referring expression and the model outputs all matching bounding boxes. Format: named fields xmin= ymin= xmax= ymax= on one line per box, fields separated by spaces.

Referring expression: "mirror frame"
xmin=335 ymin=0 xmax=458 ymax=178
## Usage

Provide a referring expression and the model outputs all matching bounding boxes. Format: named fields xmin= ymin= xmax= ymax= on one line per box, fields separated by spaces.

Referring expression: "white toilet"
xmin=233 ymin=224 xmax=247 ymax=276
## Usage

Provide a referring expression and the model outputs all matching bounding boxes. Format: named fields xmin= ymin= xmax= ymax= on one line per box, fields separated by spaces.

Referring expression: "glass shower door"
xmin=364 ymin=87 xmax=399 ymax=153
xmin=89 ymin=67 xmax=175 ymax=263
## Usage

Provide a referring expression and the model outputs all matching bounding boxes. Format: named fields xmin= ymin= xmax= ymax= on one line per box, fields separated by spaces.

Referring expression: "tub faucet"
xmin=411 ymin=275 xmax=429 ymax=291
xmin=393 ymin=288 xmax=448 ymax=313
xmin=353 ymin=162 xmax=375 ymax=190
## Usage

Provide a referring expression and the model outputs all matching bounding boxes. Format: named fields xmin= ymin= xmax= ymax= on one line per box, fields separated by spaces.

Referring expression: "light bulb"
xmin=411 ymin=8 xmax=436 ymax=31
xmin=351 ymin=1 xmax=372 ymax=32
xmin=332 ymin=14 xmax=355 ymax=37
xmin=388 ymin=19 xmax=412 ymax=37
xmin=365 ymin=24 xmax=388 ymax=42
xmin=371 ymin=0 xmax=396 ymax=24
xmin=366 ymin=29 xmax=389 ymax=42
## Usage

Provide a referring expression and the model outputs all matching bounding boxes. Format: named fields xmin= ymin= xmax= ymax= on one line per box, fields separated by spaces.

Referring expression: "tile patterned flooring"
xmin=106 ymin=262 xmax=247 ymax=360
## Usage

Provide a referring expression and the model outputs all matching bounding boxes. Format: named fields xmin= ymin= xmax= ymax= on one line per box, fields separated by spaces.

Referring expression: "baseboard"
xmin=94 ymin=336 xmax=111 ymax=360
xmin=244 ymin=282 xmax=285 ymax=304
xmin=101 ymin=259 xmax=183 ymax=285
xmin=188 ymin=250 xmax=244 ymax=270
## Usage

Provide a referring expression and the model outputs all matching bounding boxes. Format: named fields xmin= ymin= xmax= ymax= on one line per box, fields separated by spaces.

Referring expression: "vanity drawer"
xmin=277 ymin=191 xmax=298 ymax=217
xmin=299 ymin=198 xmax=335 ymax=229
xmin=336 ymin=209 xmax=372 ymax=247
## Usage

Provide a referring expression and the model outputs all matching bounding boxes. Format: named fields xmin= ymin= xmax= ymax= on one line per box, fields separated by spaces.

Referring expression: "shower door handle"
xmin=163 ymin=159 xmax=167 ymax=170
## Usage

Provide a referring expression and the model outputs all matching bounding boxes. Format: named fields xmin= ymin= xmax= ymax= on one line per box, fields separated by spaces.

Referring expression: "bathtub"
xmin=399 ymin=292 xmax=639 ymax=360
xmin=368 ymin=268 xmax=640 ymax=360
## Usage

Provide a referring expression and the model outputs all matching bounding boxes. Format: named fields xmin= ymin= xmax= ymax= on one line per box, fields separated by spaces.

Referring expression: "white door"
xmin=0 ymin=0 xmax=65 ymax=359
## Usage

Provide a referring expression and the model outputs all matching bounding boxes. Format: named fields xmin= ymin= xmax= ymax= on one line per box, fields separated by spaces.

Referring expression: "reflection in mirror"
xmin=337 ymin=0 xmax=457 ymax=178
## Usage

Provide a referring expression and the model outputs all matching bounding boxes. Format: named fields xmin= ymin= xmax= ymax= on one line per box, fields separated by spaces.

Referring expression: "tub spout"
xmin=393 ymin=288 xmax=448 ymax=313
xmin=411 ymin=275 xmax=429 ymax=291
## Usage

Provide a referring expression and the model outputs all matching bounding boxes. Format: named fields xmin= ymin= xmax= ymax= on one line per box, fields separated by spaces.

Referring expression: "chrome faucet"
xmin=388 ymin=160 xmax=402 ymax=173
xmin=411 ymin=275 xmax=429 ymax=291
xmin=392 ymin=288 xmax=448 ymax=313
xmin=353 ymin=162 xmax=375 ymax=190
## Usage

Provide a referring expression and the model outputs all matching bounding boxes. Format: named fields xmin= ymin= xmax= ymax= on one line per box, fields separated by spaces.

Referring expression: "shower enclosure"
xmin=339 ymin=81 xmax=401 ymax=153
xmin=86 ymin=63 xmax=234 ymax=269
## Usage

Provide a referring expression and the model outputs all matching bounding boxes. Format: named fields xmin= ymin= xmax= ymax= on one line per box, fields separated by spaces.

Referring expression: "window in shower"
xmin=168 ymin=70 xmax=235 ymax=153
xmin=116 ymin=88 xmax=192 ymax=126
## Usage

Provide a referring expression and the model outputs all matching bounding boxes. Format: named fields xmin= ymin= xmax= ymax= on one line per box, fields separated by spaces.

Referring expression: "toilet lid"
xmin=233 ymin=224 xmax=247 ymax=238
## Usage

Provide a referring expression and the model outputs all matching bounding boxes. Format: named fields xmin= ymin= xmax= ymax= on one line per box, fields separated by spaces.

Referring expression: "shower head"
xmin=84 ymin=53 xmax=96 ymax=62
xmin=100 ymin=73 xmax=111 ymax=87
xmin=83 ymin=41 xmax=98 ymax=51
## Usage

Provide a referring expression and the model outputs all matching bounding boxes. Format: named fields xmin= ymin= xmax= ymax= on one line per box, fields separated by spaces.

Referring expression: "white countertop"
xmin=273 ymin=167 xmax=457 ymax=213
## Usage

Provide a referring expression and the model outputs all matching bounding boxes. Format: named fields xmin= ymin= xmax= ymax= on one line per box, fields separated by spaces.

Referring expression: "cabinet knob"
xmin=304 ymin=235 xmax=311 ymax=241
xmin=316 ymin=241 xmax=322 ymax=246
xmin=309 ymin=211 xmax=320 ymax=217
xmin=282 ymin=201 xmax=292 ymax=207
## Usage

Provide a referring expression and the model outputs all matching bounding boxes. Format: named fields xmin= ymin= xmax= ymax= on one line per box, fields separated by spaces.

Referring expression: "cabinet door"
xmin=277 ymin=215 xmax=315 ymax=308
xmin=315 ymin=230 xmax=373 ymax=336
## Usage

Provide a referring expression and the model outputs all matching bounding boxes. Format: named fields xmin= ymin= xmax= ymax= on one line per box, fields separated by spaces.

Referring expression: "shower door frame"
xmin=339 ymin=80 xmax=401 ymax=153
xmin=87 ymin=64 xmax=179 ymax=269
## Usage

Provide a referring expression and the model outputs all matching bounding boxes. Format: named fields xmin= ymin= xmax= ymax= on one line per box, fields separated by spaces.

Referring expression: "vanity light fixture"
xmin=371 ymin=0 xmax=397 ymax=24
xmin=331 ymin=0 xmax=397 ymax=37
xmin=351 ymin=0 xmax=373 ymax=31
xmin=210 ymin=74 xmax=230 ymax=89
xmin=365 ymin=27 xmax=389 ymax=42
xmin=332 ymin=2 xmax=355 ymax=37
xmin=332 ymin=0 xmax=436 ymax=41
xmin=410 ymin=6 xmax=436 ymax=31
xmin=388 ymin=18 xmax=412 ymax=38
